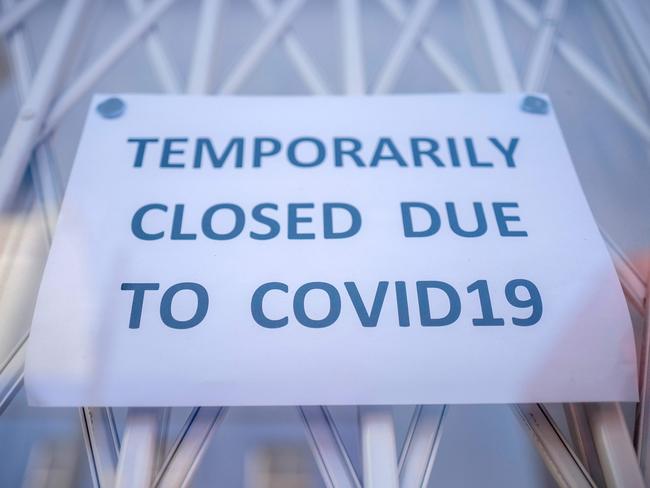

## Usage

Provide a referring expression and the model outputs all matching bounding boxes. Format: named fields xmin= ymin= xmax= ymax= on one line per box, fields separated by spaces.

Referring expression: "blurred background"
xmin=0 ymin=0 xmax=648 ymax=486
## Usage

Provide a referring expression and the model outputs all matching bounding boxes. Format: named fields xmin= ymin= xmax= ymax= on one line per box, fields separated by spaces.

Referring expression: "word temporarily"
xmin=127 ymin=136 xmax=520 ymax=169
xmin=131 ymin=201 xmax=526 ymax=241
xmin=119 ymin=279 xmax=543 ymax=330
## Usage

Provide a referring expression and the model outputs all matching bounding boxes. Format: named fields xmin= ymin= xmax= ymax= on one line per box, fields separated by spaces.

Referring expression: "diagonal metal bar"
xmin=40 ymin=0 xmax=178 ymax=140
xmin=250 ymin=0 xmax=330 ymax=94
xmin=155 ymin=406 xmax=171 ymax=472
xmin=520 ymin=8 xmax=646 ymax=482
xmin=80 ymin=407 xmax=120 ymax=488
xmin=299 ymin=406 xmax=361 ymax=488
xmin=344 ymin=5 xmax=399 ymax=482
xmin=505 ymin=0 xmax=650 ymax=143
xmin=359 ymin=406 xmax=399 ymax=488
xmin=585 ymin=403 xmax=646 ymax=487
xmin=154 ymin=407 xmax=228 ymax=488
xmin=0 ymin=0 xmax=44 ymax=36
xmin=1 ymin=0 xmax=64 ymax=229
xmin=635 ymin=275 xmax=650 ymax=479
xmin=116 ymin=408 xmax=162 ymax=488
xmin=518 ymin=0 xmax=645 ymax=316
xmin=603 ymin=231 xmax=646 ymax=314
xmin=117 ymin=5 xmax=227 ymax=484
xmin=0 ymin=198 xmax=48 ymax=368
xmin=398 ymin=405 xmax=446 ymax=487
xmin=0 ymin=1 xmax=66 ymax=417
xmin=0 ymin=332 xmax=26 ymax=416
xmin=553 ymin=33 xmax=650 ymax=144
xmin=523 ymin=0 xmax=565 ymax=91
xmin=219 ymin=0 xmax=306 ymax=94
xmin=521 ymin=0 xmax=647 ymax=329
xmin=466 ymin=0 xmax=521 ymax=91
xmin=521 ymin=10 xmax=609 ymax=484
xmin=378 ymin=0 xmax=476 ymax=92
xmin=480 ymin=6 xmax=639 ymax=486
xmin=597 ymin=0 xmax=650 ymax=105
xmin=514 ymin=404 xmax=596 ymax=488
xmin=0 ymin=184 xmax=51 ymax=416
xmin=187 ymin=0 xmax=224 ymax=94
xmin=564 ymin=404 xmax=606 ymax=487
xmin=125 ymin=0 xmax=181 ymax=93
xmin=111 ymin=0 xmax=219 ymax=477
xmin=0 ymin=182 xmax=32 ymax=274
xmin=606 ymin=0 xmax=650 ymax=73
xmin=338 ymin=0 xmax=365 ymax=94
xmin=373 ymin=0 xmax=438 ymax=94
xmin=0 ymin=180 xmax=42 ymax=357
xmin=0 ymin=0 xmax=89 ymax=211
xmin=0 ymin=8 xmax=121 ymax=488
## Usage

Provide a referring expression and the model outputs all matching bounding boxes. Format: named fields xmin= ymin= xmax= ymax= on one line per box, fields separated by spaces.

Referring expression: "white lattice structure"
xmin=0 ymin=0 xmax=649 ymax=486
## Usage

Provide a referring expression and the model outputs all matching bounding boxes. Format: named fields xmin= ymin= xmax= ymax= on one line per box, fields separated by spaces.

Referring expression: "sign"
xmin=25 ymin=94 xmax=637 ymax=406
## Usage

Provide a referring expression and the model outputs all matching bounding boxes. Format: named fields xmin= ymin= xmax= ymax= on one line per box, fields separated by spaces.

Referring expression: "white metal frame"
xmin=0 ymin=0 xmax=648 ymax=486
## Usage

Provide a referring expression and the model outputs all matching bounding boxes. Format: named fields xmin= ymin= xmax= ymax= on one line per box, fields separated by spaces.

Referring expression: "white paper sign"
xmin=26 ymin=94 xmax=638 ymax=406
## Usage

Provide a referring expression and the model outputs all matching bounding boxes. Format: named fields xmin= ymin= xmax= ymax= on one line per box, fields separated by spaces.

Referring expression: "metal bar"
xmin=516 ymin=6 xmax=647 ymax=482
xmin=109 ymin=2 xmax=214 ymax=480
xmin=520 ymin=10 xmax=613 ymax=484
xmin=0 ymin=200 xmax=30 ymax=281
xmin=0 ymin=169 xmax=41 ymax=358
xmin=119 ymin=6 xmax=227 ymax=484
xmin=0 ymin=19 xmax=121 ymax=488
xmin=0 ymin=333 xmax=25 ymax=415
xmin=219 ymin=0 xmax=306 ymax=94
xmin=523 ymin=0 xmax=565 ymax=91
xmin=554 ymin=34 xmax=650 ymax=144
xmin=338 ymin=0 xmax=365 ymax=94
xmin=0 ymin=187 xmax=48 ymax=412
xmin=635 ymin=274 xmax=650 ymax=478
xmin=0 ymin=0 xmax=88 ymax=211
xmin=0 ymin=201 xmax=48 ymax=362
xmin=513 ymin=404 xmax=596 ymax=488
xmin=378 ymin=0 xmax=476 ymax=92
xmin=79 ymin=407 xmax=120 ymax=488
xmin=0 ymin=0 xmax=43 ymax=36
xmin=0 ymin=16 xmax=119 ymax=488
xmin=299 ymin=406 xmax=361 ymax=488
xmin=372 ymin=0 xmax=438 ymax=94
xmin=603 ymin=230 xmax=645 ymax=314
xmin=40 ymin=0 xmax=178 ymax=139
xmin=598 ymin=0 xmax=650 ymax=104
xmin=187 ymin=0 xmax=223 ymax=94
xmin=607 ymin=0 xmax=650 ymax=72
xmin=125 ymin=0 xmax=181 ymax=93
xmin=563 ymin=404 xmax=606 ymax=487
xmin=584 ymin=4 xmax=646 ymax=115
xmin=509 ymin=0 xmax=648 ymax=325
xmin=520 ymin=18 xmax=647 ymax=484
xmin=468 ymin=0 xmax=521 ymax=91
xmin=154 ymin=407 xmax=227 ymax=488
xmin=504 ymin=0 xmax=650 ymax=143
xmin=155 ymin=406 xmax=171 ymax=472
xmin=398 ymin=405 xmax=446 ymax=488
xmin=115 ymin=408 xmax=161 ymax=488
xmin=250 ymin=0 xmax=330 ymax=94
xmin=359 ymin=406 xmax=399 ymax=488
xmin=1 ymin=0 xmax=63 ymax=231
xmin=585 ymin=403 xmax=646 ymax=487
xmin=0 ymin=195 xmax=49 ymax=418
xmin=343 ymin=4 xmax=399 ymax=482
xmin=29 ymin=145 xmax=61 ymax=236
